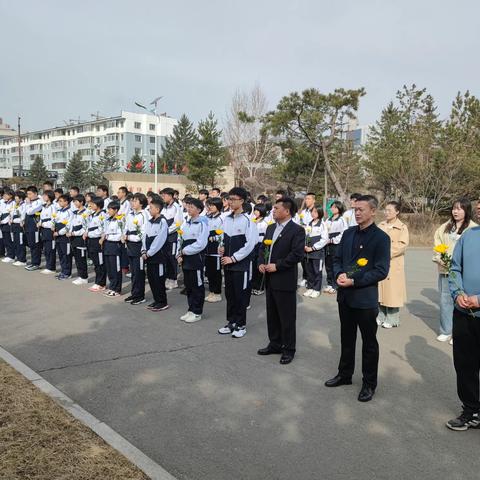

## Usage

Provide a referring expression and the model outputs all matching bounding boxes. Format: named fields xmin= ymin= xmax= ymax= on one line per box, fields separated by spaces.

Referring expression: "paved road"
xmin=0 ymin=250 xmax=478 ymax=480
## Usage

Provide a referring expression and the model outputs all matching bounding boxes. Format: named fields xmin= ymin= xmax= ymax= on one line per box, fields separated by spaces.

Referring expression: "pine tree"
xmin=63 ymin=152 xmax=89 ymax=189
xmin=87 ymin=148 xmax=120 ymax=185
xmin=29 ymin=155 xmax=49 ymax=186
xmin=126 ymin=153 xmax=145 ymax=173
xmin=161 ymin=114 xmax=198 ymax=173
xmin=186 ymin=112 xmax=227 ymax=188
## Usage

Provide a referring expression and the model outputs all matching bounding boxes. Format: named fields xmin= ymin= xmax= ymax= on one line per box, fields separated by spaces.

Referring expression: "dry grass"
xmin=402 ymin=213 xmax=441 ymax=247
xmin=0 ymin=359 xmax=149 ymax=480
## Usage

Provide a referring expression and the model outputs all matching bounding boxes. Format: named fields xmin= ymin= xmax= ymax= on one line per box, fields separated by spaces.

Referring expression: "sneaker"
xmin=180 ymin=311 xmax=192 ymax=321
xmin=104 ymin=290 xmax=121 ymax=297
xmin=376 ymin=318 xmax=384 ymax=326
xmin=205 ymin=293 xmax=222 ymax=303
xmin=327 ymin=286 xmax=337 ymax=294
xmin=382 ymin=323 xmax=394 ymax=329
xmin=1 ymin=257 xmax=14 ymax=263
xmin=437 ymin=334 xmax=451 ymax=342
xmin=446 ymin=411 xmax=480 ymax=431
xmin=166 ymin=280 xmax=178 ymax=290
xmin=298 ymin=279 xmax=307 ymax=287
xmin=247 ymin=305 xmax=251 ymax=310
xmin=12 ymin=261 xmax=26 ymax=266
xmin=323 ymin=286 xmax=331 ymax=293
xmin=26 ymin=265 xmax=40 ymax=271
xmin=131 ymin=298 xmax=146 ymax=305
xmin=124 ymin=295 xmax=134 ymax=303
xmin=232 ymin=326 xmax=247 ymax=338
xmin=180 ymin=287 xmax=187 ymax=295
xmin=310 ymin=290 xmax=320 ymax=298
xmin=40 ymin=269 xmax=55 ymax=274
xmin=252 ymin=289 xmax=264 ymax=296
xmin=57 ymin=274 xmax=72 ymax=280
xmin=449 ymin=338 xmax=453 ymax=345
xmin=126 ymin=272 xmax=132 ymax=278
xmin=72 ymin=278 xmax=88 ymax=285
xmin=88 ymin=284 xmax=105 ymax=292
xmin=218 ymin=324 xmax=234 ymax=335
xmin=303 ymin=289 xmax=314 ymax=297
xmin=184 ymin=312 xmax=202 ymax=323
xmin=147 ymin=302 xmax=158 ymax=309
xmin=150 ymin=304 xmax=169 ymax=312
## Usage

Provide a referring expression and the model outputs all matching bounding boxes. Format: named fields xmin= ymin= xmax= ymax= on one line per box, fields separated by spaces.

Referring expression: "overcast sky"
xmin=1 ymin=0 xmax=479 ymax=132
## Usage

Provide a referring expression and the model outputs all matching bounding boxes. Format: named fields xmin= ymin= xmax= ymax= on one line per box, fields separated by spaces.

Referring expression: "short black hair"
xmin=198 ymin=189 xmax=209 ymax=197
xmin=276 ymin=196 xmax=297 ymax=216
xmin=69 ymin=186 xmax=80 ymax=194
xmin=118 ymin=186 xmax=129 ymax=195
xmin=107 ymin=200 xmax=120 ymax=211
xmin=228 ymin=187 xmax=248 ymax=201
xmin=256 ymin=194 xmax=268 ymax=204
xmin=85 ymin=191 xmax=95 ymax=201
xmin=386 ymin=200 xmax=401 ymax=212
xmin=54 ymin=187 xmax=64 ymax=195
xmin=186 ymin=197 xmax=204 ymax=212
xmin=3 ymin=188 xmax=14 ymax=198
xmin=161 ymin=187 xmax=175 ymax=197
xmin=243 ymin=202 xmax=253 ymax=214
xmin=220 ymin=191 xmax=229 ymax=199
xmin=306 ymin=192 xmax=316 ymax=198
xmin=276 ymin=189 xmax=287 ymax=196
xmin=150 ymin=197 xmax=165 ymax=211
xmin=133 ymin=192 xmax=148 ymax=209
xmin=43 ymin=190 xmax=55 ymax=203
xmin=331 ymin=200 xmax=345 ymax=216
xmin=211 ymin=187 xmax=221 ymax=194
xmin=146 ymin=191 xmax=156 ymax=198
xmin=27 ymin=185 xmax=38 ymax=194
xmin=74 ymin=193 xmax=86 ymax=205
xmin=206 ymin=197 xmax=223 ymax=212
xmin=91 ymin=196 xmax=105 ymax=210
xmin=311 ymin=204 xmax=324 ymax=221
xmin=15 ymin=190 xmax=26 ymax=201
xmin=357 ymin=195 xmax=378 ymax=209
xmin=43 ymin=180 xmax=54 ymax=187
xmin=58 ymin=194 xmax=70 ymax=203
xmin=350 ymin=193 xmax=362 ymax=201
xmin=254 ymin=203 xmax=267 ymax=218
xmin=97 ymin=184 xmax=109 ymax=194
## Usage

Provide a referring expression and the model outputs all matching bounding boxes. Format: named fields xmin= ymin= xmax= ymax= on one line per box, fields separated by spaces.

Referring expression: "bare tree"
xmin=224 ymin=84 xmax=278 ymax=190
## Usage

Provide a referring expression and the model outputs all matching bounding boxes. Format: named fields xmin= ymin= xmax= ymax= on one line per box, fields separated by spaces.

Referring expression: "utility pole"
xmin=17 ymin=116 xmax=23 ymax=177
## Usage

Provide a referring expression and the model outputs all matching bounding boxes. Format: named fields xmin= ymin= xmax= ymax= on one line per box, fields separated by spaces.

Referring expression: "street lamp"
xmin=134 ymin=97 xmax=163 ymax=193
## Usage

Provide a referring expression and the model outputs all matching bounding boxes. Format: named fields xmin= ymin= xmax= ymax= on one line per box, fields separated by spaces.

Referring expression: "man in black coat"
xmin=257 ymin=197 xmax=305 ymax=364
xmin=325 ymin=195 xmax=390 ymax=402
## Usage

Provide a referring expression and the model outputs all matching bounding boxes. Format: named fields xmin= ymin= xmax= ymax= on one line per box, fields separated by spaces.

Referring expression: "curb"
xmin=0 ymin=345 xmax=176 ymax=480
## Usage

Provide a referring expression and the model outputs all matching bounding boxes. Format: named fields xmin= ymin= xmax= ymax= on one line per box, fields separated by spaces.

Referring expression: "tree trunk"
xmin=306 ymin=150 xmax=322 ymax=194
xmin=322 ymin=143 xmax=347 ymax=203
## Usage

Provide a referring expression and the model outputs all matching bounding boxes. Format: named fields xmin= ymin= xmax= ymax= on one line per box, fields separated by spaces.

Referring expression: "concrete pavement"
xmin=0 ymin=249 xmax=478 ymax=480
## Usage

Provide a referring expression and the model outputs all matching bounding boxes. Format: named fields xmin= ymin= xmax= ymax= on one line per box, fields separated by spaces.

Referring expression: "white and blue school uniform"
xmin=251 ymin=218 xmax=269 ymax=292
xmin=24 ymin=197 xmax=44 ymax=267
xmin=70 ymin=209 xmax=89 ymax=279
xmin=39 ymin=203 xmax=56 ymax=271
xmin=205 ymin=213 xmax=224 ymax=295
xmin=11 ymin=202 xmax=27 ymax=262
xmin=0 ymin=199 xmax=15 ymax=259
xmin=119 ymin=199 xmax=132 ymax=269
xmin=54 ymin=206 xmax=74 ymax=277
xmin=103 ymin=215 xmax=123 ymax=293
xmin=86 ymin=211 xmax=107 ymax=287
xmin=125 ymin=210 xmax=148 ymax=300
xmin=178 ymin=216 xmax=209 ymax=315
xmin=162 ymin=201 xmax=184 ymax=282
xmin=304 ymin=220 xmax=329 ymax=292
xmin=343 ymin=208 xmax=357 ymax=228
xmin=324 ymin=215 xmax=347 ymax=290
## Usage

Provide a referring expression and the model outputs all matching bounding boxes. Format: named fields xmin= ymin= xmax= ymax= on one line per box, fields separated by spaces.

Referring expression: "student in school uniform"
xmin=220 ymin=192 xmax=231 ymax=220
xmin=96 ymin=185 xmax=111 ymax=209
xmin=251 ymin=203 xmax=270 ymax=296
xmin=102 ymin=201 xmax=123 ymax=297
xmin=142 ymin=197 xmax=170 ymax=312
xmin=160 ymin=187 xmax=184 ymax=290
xmin=303 ymin=205 xmax=329 ymax=298
xmin=38 ymin=191 xmax=57 ymax=274
xmin=117 ymin=186 xmax=132 ymax=274
xmin=86 ymin=197 xmax=107 ymax=292
xmin=11 ymin=190 xmax=27 ymax=266
xmin=68 ymin=194 xmax=89 ymax=285
xmin=0 ymin=188 xmax=15 ymax=263
xmin=69 ymin=186 xmax=80 ymax=202
xmin=218 ymin=187 xmax=257 ymax=338
xmin=205 ymin=197 xmax=224 ymax=303
xmin=53 ymin=188 xmax=63 ymax=210
xmin=24 ymin=186 xmax=44 ymax=271
xmin=0 ymin=188 xmax=5 ymax=258
xmin=53 ymin=194 xmax=74 ymax=280
xmin=123 ymin=193 xmax=149 ymax=305
xmin=177 ymin=198 xmax=209 ymax=323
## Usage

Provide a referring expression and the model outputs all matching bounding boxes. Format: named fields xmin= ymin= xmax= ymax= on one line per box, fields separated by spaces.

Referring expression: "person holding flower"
xmin=24 ymin=186 xmax=44 ymax=271
xmin=205 ymin=197 xmax=224 ymax=303
xmin=0 ymin=188 xmax=15 ymax=263
xmin=251 ymin=203 xmax=269 ymax=296
xmin=377 ymin=201 xmax=409 ymax=329
xmin=11 ymin=190 xmax=27 ymax=266
xmin=102 ymin=201 xmax=124 ymax=297
xmin=325 ymin=195 xmax=390 ymax=403
xmin=53 ymin=194 xmax=73 ymax=280
xmin=433 ymin=198 xmax=476 ymax=343
xmin=257 ymin=197 xmax=305 ymax=365
xmin=68 ymin=194 xmax=89 ymax=285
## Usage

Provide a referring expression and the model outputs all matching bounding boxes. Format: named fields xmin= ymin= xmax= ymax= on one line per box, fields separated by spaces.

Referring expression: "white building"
xmin=0 ymin=111 xmax=177 ymax=183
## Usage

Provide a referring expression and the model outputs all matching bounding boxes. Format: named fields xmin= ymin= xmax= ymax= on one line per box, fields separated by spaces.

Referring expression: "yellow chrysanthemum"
xmin=133 ymin=219 xmax=139 ymax=225
xmin=299 ymin=213 xmax=304 ymax=218
xmin=357 ymin=258 xmax=368 ymax=267
xmin=52 ymin=213 xmax=57 ymax=218
xmin=81 ymin=213 xmax=88 ymax=219
xmin=175 ymin=222 xmax=181 ymax=227
xmin=61 ymin=220 xmax=69 ymax=225
xmin=263 ymin=239 xmax=273 ymax=246
xmin=434 ymin=244 xmax=449 ymax=254
xmin=215 ymin=229 xmax=224 ymax=235
xmin=177 ymin=229 xmax=184 ymax=236
xmin=115 ymin=215 xmax=123 ymax=220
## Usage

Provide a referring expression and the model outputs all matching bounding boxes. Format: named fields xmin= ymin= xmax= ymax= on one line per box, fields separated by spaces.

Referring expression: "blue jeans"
xmin=438 ymin=274 xmax=454 ymax=335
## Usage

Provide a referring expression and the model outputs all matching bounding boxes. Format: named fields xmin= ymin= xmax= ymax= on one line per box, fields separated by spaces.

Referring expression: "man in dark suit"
xmin=325 ymin=195 xmax=390 ymax=402
xmin=257 ymin=197 xmax=305 ymax=364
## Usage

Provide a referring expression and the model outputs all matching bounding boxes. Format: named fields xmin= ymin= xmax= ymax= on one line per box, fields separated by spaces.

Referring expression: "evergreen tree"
xmin=126 ymin=153 xmax=145 ymax=173
xmin=63 ymin=152 xmax=89 ymax=189
xmin=87 ymin=148 xmax=120 ymax=185
xmin=29 ymin=155 xmax=49 ymax=186
xmin=161 ymin=114 xmax=198 ymax=173
xmin=186 ymin=112 xmax=227 ymax=188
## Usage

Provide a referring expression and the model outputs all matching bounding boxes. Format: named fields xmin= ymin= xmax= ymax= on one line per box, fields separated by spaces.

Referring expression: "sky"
xmin=1 ymin=0 xmax=479 ymax=133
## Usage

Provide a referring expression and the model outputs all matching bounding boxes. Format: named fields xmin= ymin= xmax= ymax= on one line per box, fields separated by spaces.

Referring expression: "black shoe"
xmin=150 ymin=304 xmax=169 ymax=312
xmin=257 ymin=346 xmax=282 ymax=355
xmin=147 ymin=302 xmax=159 ymax=309
xmin=446 ymin=411 xmax=480 ymax=431
xmin=358 ymin=384 xmax=375 ymax=402
xmin=324 ymin=375 xmax=353 ymax=387
xmin=131 ymin=298 xmax=146 ymax=305
xmin=180 ymin=287 xmax=187 ymax=295
xmin=124 ymin=295 xmax=134 ymax=303
xmin=279 ymin=353 xmax=294 ymax=365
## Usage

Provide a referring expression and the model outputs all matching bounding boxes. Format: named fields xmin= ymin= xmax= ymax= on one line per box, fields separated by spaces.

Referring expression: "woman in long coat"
xmin=377 ymin=201 xmax=409 ymax=329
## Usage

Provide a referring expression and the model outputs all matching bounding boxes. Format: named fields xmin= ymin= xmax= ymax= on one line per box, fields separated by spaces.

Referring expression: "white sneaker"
xmin=13 ymin=261 xmax=26 ymax=266
xmin=303 ymin=289 xmax=313 ymax=297
xmin=449 ymin=338 xmax=453 ymax=345
xmin=437 ymin=334 xmax=451 ymax=342
xmin=376 ymin=318 xmax=384 ymax=326
xmin=310 ymin=290 xmax=320 ymax=298
xmin=166 ymin=279 xmax=178 ymax=290
xmin=180 ymin=311 xmax=192 ymax=321
xmin=323 ymin=286 xmax=331 ymax=293
xmin=382 ymin=323 xmax=394 ymax=329
xmin=41 ymin=269 xmax=56 ymax=274
xmin=2 ymin=257 xmax=14 ymax=263
xmin=327 ymin=286 xmax=337 ymax=294
xmin=218 ymin=324 xmax=234 ymax=335
xmin=206 ymin=293 xmax=222 ymax=303
xmin=232 ymin=326 xmax=247 ymax=338
xmin=297 ymin=279 xmax=307 ymax=287
xmin=184 ymin=312 xmax=202 ymax=323
xmin=72 ymin=278 xmax=88 ymax=285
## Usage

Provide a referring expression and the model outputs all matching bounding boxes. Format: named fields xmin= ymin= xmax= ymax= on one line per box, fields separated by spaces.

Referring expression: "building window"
xmin=135 ymin=135 xmax=141 ymax=142
xmin=134 ymin=122 xmax=141 ymax=129
xmin=150 ymin=149 xmax=155 ymax=155
xmin=121 ymin=147 xmax=124 ymax=153
xmin=134 ymin=148 xmax=141 ymax=155
xmin=149 ymin=123 xmax=155 ymax=131
xmin=149 ymin=136 xmax=155 ymax=144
